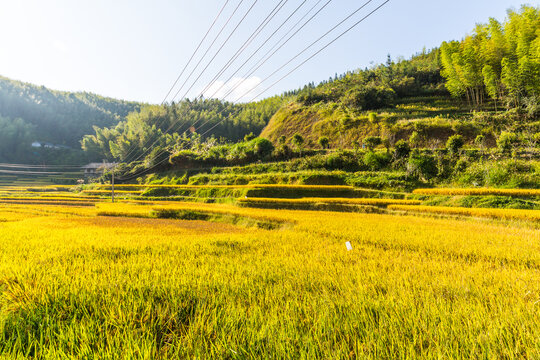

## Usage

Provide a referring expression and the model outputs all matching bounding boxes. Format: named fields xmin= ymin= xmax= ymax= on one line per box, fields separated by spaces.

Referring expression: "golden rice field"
xmin=94 ymin=184 xmax=355 ymax=190
xmin=238 ymin=197 xmax=420 ymax=207
xmin=414 ymin=188 xmax=540 ymax=197
xmin=0 ymin=190 xmax=539 ymax=358
xmin=82 ymin=190 xmax=144 ymax=195
xmin=389 ymin=204 xmax=540 ymax=222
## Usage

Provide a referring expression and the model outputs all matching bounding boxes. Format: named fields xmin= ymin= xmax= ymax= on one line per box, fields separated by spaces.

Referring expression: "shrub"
xmin=474 ymin=135 xmax=486 ymax=148
xmin=446 ymin=135 xmax=464 ymax=155
xmin=407 ymin=151 xmax=438 ymax=180
xmin=244 ymin=132 xmax=256 ymax=142
xmin=343 ymin=84 xmax=396 ymax=110
xmin=292 ymin=134 xmax=305 ymax=153
xmin=363 ymin=151 xmax=391 ymax=171
xmin=454 ymin=158 xmax=469 ymax=173
xmin=251 ymin=138 xmax=274 ymax=158
xmin=273 ymin=144 xmax=292 ymax=159
xmin=325 ymin=151 xmax=362 ymax=171
xmin=393 ymin=140 xmax=411 ymax=160
xmin=497 ymin=131 xmax=519 ymax=155
xmin=364 ymin=136 xmax=382 ymax=151
xmin=318 ymin=136 xmax=330 ymax=149
xmin=409 ymin=131 xmax=421 ymax=148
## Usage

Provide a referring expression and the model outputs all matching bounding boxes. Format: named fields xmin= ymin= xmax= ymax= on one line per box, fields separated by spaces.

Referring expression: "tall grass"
xmin=0 ymin=198 xmax=538 ymax=357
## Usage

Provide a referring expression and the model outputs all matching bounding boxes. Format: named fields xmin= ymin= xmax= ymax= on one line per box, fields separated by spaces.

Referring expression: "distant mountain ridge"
xmin=0 ymin=75 xmax=143 ymax=162
xmin=0 ymin=76 xmax=143 ymax=146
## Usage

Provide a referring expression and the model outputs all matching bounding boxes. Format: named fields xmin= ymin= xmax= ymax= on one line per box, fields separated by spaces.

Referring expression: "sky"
xmin=0 ymin=0 xmax=534 ymax=104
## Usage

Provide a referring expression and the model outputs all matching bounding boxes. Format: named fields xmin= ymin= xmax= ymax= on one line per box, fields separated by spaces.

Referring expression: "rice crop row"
xmin=0 ymin=196 xmax=97 ymax=202
xmin=238 ymin=197 xmax=421 ymax=207
xmin=96 ymin=202 xmax=290 ymax=225
xmin=389 ymin=204 xmax=540 ymax=221
xmin=413 ymin=188 xmax=540 ymax=197
xmin=94 ymin=184 xmax=355 ymax=190
xmin=0 ymin=199 xmax=96 ymax=207
xmin=82 ymin=190 xmax=144 ymax=195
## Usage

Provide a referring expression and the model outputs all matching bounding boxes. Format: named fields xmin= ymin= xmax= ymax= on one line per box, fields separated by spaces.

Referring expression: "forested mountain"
xmin=82 ymin=5 xmax=538 ymax=175
xmin=261 ymin=49 xmax=447 ymax=146
xmin=3 ymin=5 xmax=537 ymax=170
xmin=261 ymin=5 xmax=539 ymax=148
xmin=0 ymin=76 xmax=142 ymax=162
xmin=81 ymin=96 xmax=286 ymax=162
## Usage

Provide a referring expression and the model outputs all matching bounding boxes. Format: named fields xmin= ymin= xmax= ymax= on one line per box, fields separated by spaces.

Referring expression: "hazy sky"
xmin=0 ymin=0 xmax=533 ymax=103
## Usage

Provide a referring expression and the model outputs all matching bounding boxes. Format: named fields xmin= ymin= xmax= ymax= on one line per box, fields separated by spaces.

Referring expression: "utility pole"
xmin=103 ymin=160 xmax=115 ymax=203
xmin=111 ymin=163 xmax=115 ymax=203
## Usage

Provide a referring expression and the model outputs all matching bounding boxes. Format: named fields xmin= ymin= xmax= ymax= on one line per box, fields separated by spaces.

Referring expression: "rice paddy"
xmin=0 ymin=185 xmax=539 ymax=358
xmin=414 ymin=188 xmax=540 ymax=197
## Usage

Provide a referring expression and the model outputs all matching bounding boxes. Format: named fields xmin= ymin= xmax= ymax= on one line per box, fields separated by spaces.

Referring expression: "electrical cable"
xmin=118 ymin=0 xmax=391 ymax=180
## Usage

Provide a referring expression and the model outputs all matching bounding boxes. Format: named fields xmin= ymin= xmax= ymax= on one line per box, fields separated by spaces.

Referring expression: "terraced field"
xmin=0 ymin=185 xmax=539 ymax=358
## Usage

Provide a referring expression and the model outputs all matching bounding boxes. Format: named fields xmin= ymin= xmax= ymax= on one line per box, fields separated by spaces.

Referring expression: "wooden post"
xmin=111 ymin=164 xmax=115 ymax=203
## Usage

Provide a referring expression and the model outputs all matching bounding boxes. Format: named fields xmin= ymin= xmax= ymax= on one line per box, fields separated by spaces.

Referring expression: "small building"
xmin=83 ymin=162 xmax=116 ymax=176
xmin=31 ymin=141 xmax=71 ymax=150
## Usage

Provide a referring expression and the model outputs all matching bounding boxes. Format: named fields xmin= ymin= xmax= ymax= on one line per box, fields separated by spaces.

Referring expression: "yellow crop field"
xmin=238 ymin=197 xmax=421 ymax=207
xmin=0 ymin=198 xmax=539 ymax=358
xmin=414 ymin=188 xmax=540 ymax=197
xmin=389 ymin=204 xmax=540 ymax=221
xmin=82 ymin=190 xmax=144 ymax=195
xmin=94 ymin=184 xmax=355 ymax=190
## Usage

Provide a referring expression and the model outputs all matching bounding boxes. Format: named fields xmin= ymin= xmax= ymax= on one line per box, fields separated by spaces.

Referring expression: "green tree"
xmin=446 ymin=135 xmax=465 ymax=155
xmin=291 ymin=134 xmax=305 ymax=156
xmin=409 ymin=131 xmax=422 ymax=148
xmin=363 ymin=136 xmax=382 ymax=151
xmin=408 ymin=151 xmax=438 ymax=181
xmin=497 ymin=131 xmax=519 ymax=155
xmin=318 ymin=136 xmax=329 ymax=149
xmin=393 ymin=140 xmax=411 ymax=160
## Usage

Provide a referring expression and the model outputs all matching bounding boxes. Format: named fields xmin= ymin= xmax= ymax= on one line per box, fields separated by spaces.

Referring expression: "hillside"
xmin=81 ymin=96 xmax=287 ymax=163
xmin=94 ymin=5 xmax=540 ymax=194
xmin=0 ymin=76 xmax=142 ymax=163
xmin=260 ymin=50 xmax=455 ymax=148
xmin=80 ymin=5 xmax=539 ymax=183
xmin=261 ymin=5 xmax=539 ymax=149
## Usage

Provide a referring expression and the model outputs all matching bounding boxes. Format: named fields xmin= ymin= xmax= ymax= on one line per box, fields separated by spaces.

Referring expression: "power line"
xmin=204 ymin=0 xmax=310 ymax=100
xmin=218 ymin=0 xmax=332 ymax=101
xmin=171 ymin=0 xmax=260 ymax=103
xmin=233 ymin=0 xmax=378 ymax=102
xmin=249 ymin=1 xmax=392 ymax=102
xmin=0 ymin=163 xmax=84 ymax=169
xmin=119 ymin=0 xmax=391 ymax=180
xmin=146 ymin=0 xmax=327 ymax=152
xmin=201 ymin=0 xmax=391 ymax=137
xmin=0 ymin=169 xmax=63 ymax=175
xmin=164 ymin=0 xmax=247 ymax=106
xmin=189 ymin=0 xmax=369 ymax=137
xmin=124 ymin=0 xmax=293 ymax=167
xmin=196 ymin=0 xmax=290 ymax=101
xmin=160 ymin=0 xmax=232 ymax=106
xmin=120 ymin=0 xmax=246 ymax=163
xmin=172 ymin=0 xmax=307 ymax=138
xmin=188 ymin=0 xmax=333 ymax=139
xmin=121 ymin=0 xmax=259 ymax=165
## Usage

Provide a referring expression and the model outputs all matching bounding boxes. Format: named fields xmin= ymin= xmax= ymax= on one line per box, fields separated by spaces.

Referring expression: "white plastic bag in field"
xmin=345 ymin=241 xmax=353 ymax=251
